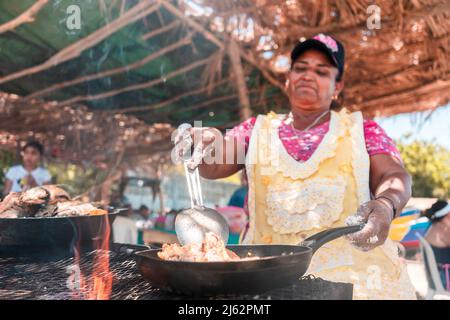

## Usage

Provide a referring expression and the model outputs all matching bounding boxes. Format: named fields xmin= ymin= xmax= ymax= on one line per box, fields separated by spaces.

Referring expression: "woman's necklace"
xmin=287 ymin=110 xmax=330 ymax=132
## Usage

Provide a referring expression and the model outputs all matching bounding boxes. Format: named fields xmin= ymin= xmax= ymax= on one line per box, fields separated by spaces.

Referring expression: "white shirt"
xmin=5 ymin=165 xmax=52 ymax=192
xmin=112 ymin=216 xmax=138 ymax=244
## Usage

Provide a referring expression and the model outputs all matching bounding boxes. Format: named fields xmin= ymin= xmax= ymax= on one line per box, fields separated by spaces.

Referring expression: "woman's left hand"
xmin=345 ymin=199 xmax=394 ymax=251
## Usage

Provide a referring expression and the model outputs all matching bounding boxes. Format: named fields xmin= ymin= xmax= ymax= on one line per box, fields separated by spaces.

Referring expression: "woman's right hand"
xmin=173 ymin=123 xmax=222 ymax=170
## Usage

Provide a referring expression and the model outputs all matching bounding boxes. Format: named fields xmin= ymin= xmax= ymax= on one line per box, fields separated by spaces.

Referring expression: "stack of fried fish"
xmin=0 ymin=185 xmax=106 ymax=218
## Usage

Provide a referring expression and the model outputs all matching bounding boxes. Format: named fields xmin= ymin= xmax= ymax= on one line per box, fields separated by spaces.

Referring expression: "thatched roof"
xmin=0 ymin=0 xmax=448 ymax=148
xmin=198 ymin=0 xmax=450 ymax=117
xmin=0 ymin=91 xmax=173 ymax=170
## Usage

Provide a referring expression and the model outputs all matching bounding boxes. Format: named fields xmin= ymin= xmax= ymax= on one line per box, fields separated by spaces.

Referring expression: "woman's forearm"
xmin=369 ymin=154 xmax=412 ymax=218
xmin=373 ymin=170 xmax=412 ymax=217
xmin=198 ymin=163 xmax=243 ymax=179
xmin=198 ymin=136 xmax=245 ymax=179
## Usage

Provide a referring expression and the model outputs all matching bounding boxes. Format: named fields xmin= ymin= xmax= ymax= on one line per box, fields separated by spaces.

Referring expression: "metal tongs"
xmin=184 ymin=161 xmax=204 ymax=208
xmin=174 ymin=124 xmax=229 ymax=245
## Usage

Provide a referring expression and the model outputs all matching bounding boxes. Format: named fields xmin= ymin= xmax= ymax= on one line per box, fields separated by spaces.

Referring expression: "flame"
xmin=69 ymin=214 xmax=113 ymax=300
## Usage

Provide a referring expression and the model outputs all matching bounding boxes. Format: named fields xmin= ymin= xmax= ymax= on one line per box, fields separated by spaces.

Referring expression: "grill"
xmin=0 ymin=245 xmax=353 ymax=300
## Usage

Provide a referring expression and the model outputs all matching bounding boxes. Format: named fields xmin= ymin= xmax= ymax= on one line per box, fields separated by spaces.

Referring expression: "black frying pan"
xmin=0 ymin=211 xmax=118 ymax=257
xmin=134 ymin=224 xmax=364 ymax=296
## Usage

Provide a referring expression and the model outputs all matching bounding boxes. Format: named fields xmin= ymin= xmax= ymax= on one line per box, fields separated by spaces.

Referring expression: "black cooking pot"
xmin=0 ymin=212 xmax=117 ymax=257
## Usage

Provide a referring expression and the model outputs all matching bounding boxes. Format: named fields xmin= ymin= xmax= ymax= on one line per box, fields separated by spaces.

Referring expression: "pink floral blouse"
xmin=226 ymin=115 xmax=402 ymax=162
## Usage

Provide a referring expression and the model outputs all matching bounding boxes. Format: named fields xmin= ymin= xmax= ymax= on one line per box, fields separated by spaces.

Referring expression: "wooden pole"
xmin=141 ymin=20 xmax=180 ymax=40
xmin=121 ymin=77 xmax=231 ymax=113
xmin=26 ymin=34 xmax=193 ymax=99
xmin=0 ymin=0 xmax=49 ymax=34
xmin=55 ymin=57 xmax=211 ymax=106
xmin=239 ymin=48 xmax=286 ymax=93
xmin=227 ymin=39 xmax=252 ymax=120
xmin=101 ymin=170 xmax=123 ymax=207
xmin=159 ymin=0 xmax=224 ymax=50
xmin=0 ymin=1 xmax=160 ymax=85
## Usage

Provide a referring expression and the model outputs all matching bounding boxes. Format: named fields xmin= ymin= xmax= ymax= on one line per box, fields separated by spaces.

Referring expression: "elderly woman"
xmin=175 ymin=34 xmax=416 ymax=299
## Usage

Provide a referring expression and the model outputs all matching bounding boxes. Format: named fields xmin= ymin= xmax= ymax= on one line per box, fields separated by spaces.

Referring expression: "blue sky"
xmin=376 ymin=103 xmax=450 ymax=149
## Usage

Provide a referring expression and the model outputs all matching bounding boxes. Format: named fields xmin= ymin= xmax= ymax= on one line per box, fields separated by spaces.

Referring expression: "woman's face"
xmin=286 ymin=49 xmax=343 ymax=112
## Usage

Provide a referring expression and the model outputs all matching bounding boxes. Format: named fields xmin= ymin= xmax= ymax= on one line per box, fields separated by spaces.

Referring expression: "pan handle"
xmin=300 ymin=224 xmax=364 ymax=253
xmin=111 ymin=243 xmax=154 ymax=256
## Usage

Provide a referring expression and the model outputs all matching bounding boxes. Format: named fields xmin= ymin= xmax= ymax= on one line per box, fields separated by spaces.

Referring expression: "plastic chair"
xmin=416 ymin=233 xmax=450 ymax=300
xmin=389 ymin=215 xmax=415 ymax=241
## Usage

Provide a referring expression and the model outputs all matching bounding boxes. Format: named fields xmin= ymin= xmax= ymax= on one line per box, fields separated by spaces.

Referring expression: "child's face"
xmin=21 ymin=147 xmax=41 ymax=168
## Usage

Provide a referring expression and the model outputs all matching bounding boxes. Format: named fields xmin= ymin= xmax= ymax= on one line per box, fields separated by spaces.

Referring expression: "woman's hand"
xmin=346 ymin=153 xmax=412 ymax=251
xmin=172 ymin=123 xmax=245 ymax=179
xmin=345 ymin=199 xmax=394 ymax=251
xmin=173 ymin=124 xmax=221 ymax=170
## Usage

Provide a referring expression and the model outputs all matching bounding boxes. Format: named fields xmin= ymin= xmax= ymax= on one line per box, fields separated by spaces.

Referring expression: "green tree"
xmin=46 ymin=162 xmax=108 ymax=198
xmin=397 ymin=140 xmax=450 ymax=198
xmin=0 ymin=150 xmax=15 ymax=191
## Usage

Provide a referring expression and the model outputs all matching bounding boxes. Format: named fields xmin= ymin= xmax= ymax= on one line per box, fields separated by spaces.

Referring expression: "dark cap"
xmin=291 ymin=33 xmax=345 ymax=80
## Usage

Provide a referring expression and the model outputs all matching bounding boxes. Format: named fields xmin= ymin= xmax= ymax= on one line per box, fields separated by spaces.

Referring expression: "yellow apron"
xmin=242 ymin=108 xmax=416 ymax=300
